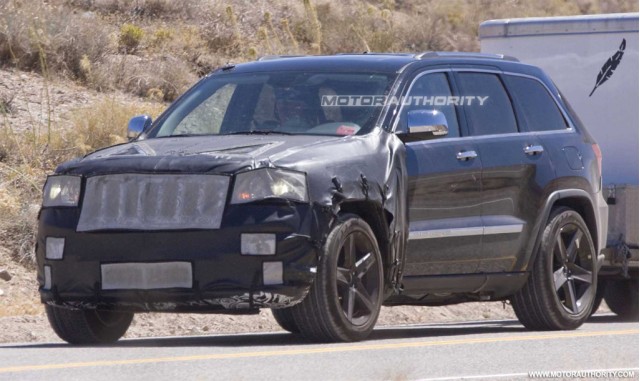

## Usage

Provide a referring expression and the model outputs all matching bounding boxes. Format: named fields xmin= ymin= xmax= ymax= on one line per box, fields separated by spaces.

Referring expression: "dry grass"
xmin=2 ymin=0 xmax=636 ymax=101
xmin=0 ymin=98 xmax=164 ymax=266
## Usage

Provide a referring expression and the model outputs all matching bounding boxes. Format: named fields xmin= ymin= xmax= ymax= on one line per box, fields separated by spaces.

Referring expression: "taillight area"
xmin=592 ymin=143 xmax=603 ymax=176
xmin=592 ymin=143 xmax=603 ymax=190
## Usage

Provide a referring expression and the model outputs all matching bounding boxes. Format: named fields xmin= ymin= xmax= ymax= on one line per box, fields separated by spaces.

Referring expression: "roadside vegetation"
xmin=0 ymin=0 xmax=637 ymax=267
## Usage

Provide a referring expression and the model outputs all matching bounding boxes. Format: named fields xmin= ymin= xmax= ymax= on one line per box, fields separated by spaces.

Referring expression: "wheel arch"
xmin=524 ymin=189 xmax=599 ymax=272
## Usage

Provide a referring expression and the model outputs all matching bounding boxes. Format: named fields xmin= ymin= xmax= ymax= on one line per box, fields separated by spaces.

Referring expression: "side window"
xmin=456 ymin=72 xmax=518 ymax=136
xmin=174 ymin=83 xmax=236 ymax=135
xmin=400 ymin=72 xmax=460 ymax=138
xmin=504 ymin=76 xmax=568 ymax=132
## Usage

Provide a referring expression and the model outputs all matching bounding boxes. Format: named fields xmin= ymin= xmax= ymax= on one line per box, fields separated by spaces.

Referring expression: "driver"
xmin=274 ymin=88 xmax=316 ymax=132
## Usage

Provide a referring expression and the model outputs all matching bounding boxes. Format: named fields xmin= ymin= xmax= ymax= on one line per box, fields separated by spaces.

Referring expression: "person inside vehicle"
xmin=274 ymin=88 xmax=318 ymax=132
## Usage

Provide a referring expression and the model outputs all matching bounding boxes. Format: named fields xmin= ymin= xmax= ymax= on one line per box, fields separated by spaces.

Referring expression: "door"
xmin=453 ymin=70 xmax=555 ymax=273
xmin=400 ymin=70 xmax=483 ymax=276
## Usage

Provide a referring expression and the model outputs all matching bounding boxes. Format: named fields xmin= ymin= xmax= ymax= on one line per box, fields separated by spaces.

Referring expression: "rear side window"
xmin=456 ymin=72 xmax=518 ymax=136
xmin=504 ymin=76 xmax=568 ymax=132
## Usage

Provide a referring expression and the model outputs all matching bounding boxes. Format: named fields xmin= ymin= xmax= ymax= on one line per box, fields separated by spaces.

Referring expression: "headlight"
xmin=231 ymin=168 xmax=308 ymax=204
xmin=42 ymin=175 xmax=81 ymax=207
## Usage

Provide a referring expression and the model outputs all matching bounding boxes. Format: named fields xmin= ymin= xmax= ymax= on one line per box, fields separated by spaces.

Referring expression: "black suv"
xmin=37 ymin=53 xmax=608 ymax=344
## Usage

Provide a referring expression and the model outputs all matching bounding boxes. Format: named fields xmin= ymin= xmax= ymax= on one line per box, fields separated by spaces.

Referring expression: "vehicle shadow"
xmin=588 ymin=313 xmax=638 ymax=324
xmin=5 ymin=319 xmax=528 ymax=349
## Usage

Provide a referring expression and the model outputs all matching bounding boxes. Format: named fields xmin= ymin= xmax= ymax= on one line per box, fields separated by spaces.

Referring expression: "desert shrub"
xmin=145 ymin=24 xmax=211 ymax=74
xmin=0 ymin=99 xmax=165 ymax=265
xmin=0 ymin=183 xmax=38 ymax=267
xmin=66 ymin=0 xmax=210 ymax=20
xmin=118 ymin=23 xmax=144 ymax=53
xmin=0 ymin=1 xmax=114 ymax=79
xmin=66 ymin=99 xmax=165 ymax=154
xmin=91 ymin=54 xmax=197 ymax=101
xmin=151 ymin=27 xmax=173 ymax=47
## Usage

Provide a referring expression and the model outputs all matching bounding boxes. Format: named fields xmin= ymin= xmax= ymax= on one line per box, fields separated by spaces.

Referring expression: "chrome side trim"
xmin=409 ymin=224 xmax=523 ymax=240
xmin=409 ymin=227 xmax=483 ymax=240
xmin=483 ymin=224 xmax=524 ymax=235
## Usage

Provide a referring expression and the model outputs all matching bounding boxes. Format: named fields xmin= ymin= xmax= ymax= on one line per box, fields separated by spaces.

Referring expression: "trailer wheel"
xmin=589 ymin=281 xmax=606 ymax=316
xmin=604 ymin=279 xmax=639 ymax=320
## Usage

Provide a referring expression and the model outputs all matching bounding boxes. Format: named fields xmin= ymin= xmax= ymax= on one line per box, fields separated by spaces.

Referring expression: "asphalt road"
xmin=0 ymin=314 xmax=637 ymax=381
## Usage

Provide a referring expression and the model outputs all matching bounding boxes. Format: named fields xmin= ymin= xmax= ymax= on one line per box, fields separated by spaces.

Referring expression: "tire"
xmin=511 ymin=207 xmax=597 ymax=330
xmin=290 ymin=214 xmax=384 ymax=342
xmin=271 ymin=308 xmax=300 ymax=333
xmin=46 ymin=305 xmax=133 ymax=344
xmin=604 ymin=279 xmax=639 ymax=320
xmin=589 ymin=281 xmax=606 ymax=316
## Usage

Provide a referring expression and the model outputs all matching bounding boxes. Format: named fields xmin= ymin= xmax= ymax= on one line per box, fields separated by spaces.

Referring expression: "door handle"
xmin=456 ymin=150 xmax=478 ymax=161
xmin=524 ymin=145 xmax=544 ymax=155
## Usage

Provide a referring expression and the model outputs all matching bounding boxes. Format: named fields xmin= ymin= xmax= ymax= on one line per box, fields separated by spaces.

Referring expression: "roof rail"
xmin=257 ymin=55 xmax=308 ymax=61
xmin=415 ymin=51 xmax=519 ymax=62
xmin=335 ymin=52 xmax=415 ymax=56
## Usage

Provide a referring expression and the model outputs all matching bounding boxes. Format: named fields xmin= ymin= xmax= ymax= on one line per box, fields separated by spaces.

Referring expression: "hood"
xmin=56 ymin=134 xmax=345 ymax=176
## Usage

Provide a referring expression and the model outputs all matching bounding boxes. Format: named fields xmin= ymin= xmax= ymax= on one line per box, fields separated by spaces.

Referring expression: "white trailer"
xmin=479 ymin=13 xmax=639 ymax=318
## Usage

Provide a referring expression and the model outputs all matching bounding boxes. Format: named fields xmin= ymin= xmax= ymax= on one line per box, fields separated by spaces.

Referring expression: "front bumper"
xmin=36 ymin=203 xmax=320 ymax=312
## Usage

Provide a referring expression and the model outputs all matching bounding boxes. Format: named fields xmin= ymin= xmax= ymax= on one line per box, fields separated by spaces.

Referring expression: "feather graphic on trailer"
xmin=589 ymin=38 xmax=626 ymax=97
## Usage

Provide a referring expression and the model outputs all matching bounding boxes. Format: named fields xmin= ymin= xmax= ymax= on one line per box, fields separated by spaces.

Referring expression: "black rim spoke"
xmin=345 ymin=287 xmax=356 ymax=321
xmin=336 ymin=230 xmax=380 ymax=326
xmin=555 ymin=233 xmax=568 ymax=264
xmin=563 ymin=280 xmax=579 ymax=313
xmin=566 ymin=229 xmax=583 ymax=263
xmin=355 ymin=252 xmax=375 ymax=279
xmin=567 ymin=263 xmax=593 ymax=284
xmin=343 ymin=234 xmax=356 ymax=270
xmin=355 ymin=280 xmax=375 ymax=313
xmin=554 ymin=267 xmax=568 ymax=291
xmin=552 ymin=222 xmax=594 ymax=315
xmin=336 ymin=267 xmax=351 ymax=287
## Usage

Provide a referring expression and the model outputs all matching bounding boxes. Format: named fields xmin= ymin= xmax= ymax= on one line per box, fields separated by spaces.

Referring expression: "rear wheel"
xmin=271 ymin=308 xmax=299 ymax=333
xmin=46 ymin=305 xmax=133 ymax=344
xmin=511 ymin=208 xmax=597 ymax=330
xmin=604 ymin=279 xmax=639 ymax=320
xmin=290 ymin=215 xmax=384 ymax=342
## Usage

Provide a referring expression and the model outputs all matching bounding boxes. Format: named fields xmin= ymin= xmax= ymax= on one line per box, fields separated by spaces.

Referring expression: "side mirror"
xmin=127 ymin=115 xmax=152 ymax=140
xmin=399 ymin=109 xmax=449 ymax=143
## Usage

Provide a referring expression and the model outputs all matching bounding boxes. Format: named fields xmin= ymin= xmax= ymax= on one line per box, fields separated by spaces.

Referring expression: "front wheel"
xmin=46 ymin=305 xmax=133 ymax=344
xmin=290 ymin=215 xmax=384 ymax=342
xmin=511 ymin=208 xmax=597 ymax=330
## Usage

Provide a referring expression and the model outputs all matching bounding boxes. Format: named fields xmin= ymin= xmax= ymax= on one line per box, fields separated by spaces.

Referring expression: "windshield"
xmin=147 ymin=71 xmax=395 ymax=138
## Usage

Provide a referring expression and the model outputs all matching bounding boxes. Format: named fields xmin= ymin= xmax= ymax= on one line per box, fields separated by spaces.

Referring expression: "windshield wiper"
xmin=155 ymin=133 xmax=208 ymax=139
xmin=223 ymin=130 xmax=295 ymax=136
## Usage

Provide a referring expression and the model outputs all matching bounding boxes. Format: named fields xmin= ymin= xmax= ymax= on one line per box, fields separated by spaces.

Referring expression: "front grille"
xmin=77 ymin=174 xmax=229 ymax=232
